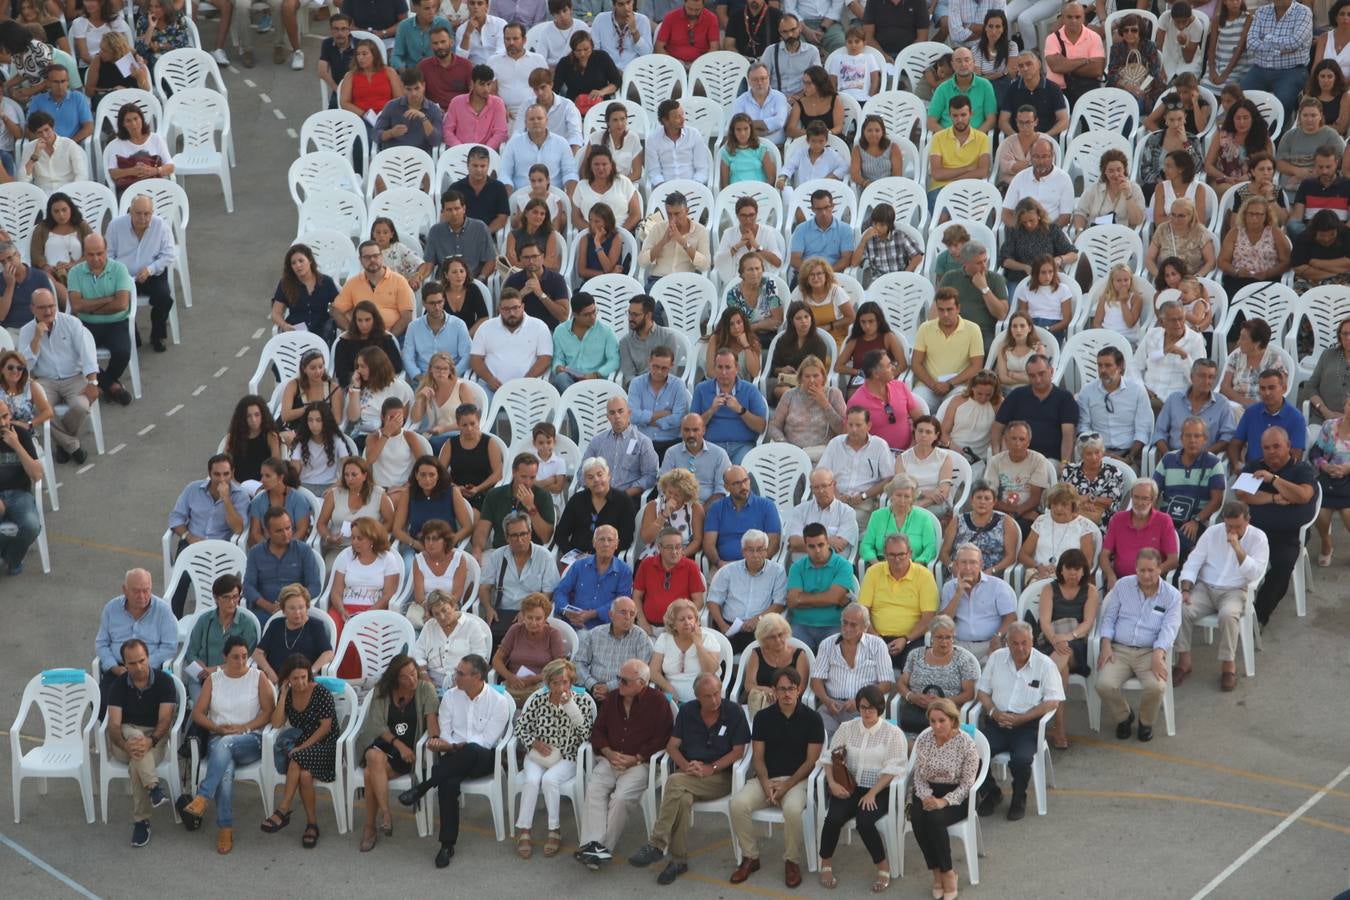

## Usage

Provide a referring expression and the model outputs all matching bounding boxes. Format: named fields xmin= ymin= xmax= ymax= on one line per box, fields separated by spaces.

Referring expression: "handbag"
xmin=527 ymin=745 xmax=562 ymax=768
xmin=831 ymin=747 xmax=857 ymax=794
xmin=1116 ymin=48 xmax=1151 ymax=93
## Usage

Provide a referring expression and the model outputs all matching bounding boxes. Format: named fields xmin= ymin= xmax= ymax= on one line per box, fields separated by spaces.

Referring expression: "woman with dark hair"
xmin=408 ymin=529 xmax=475 ymax=633
xmin=575 ymin=204 xmax=624 ymax=280
xmin=17 ymin=0 xmax=68 ymax=54
xmin=317 ymin=456 xmax=395 ymax=560
xmin=369 ymin=217 xmax=424 ymax=289
xmin=938 ymin=479 xmax=1018 ymax=575
xmin=225 ymin=394 xmax=282 ymax=483
xmin=720 ymin=111 xmax=776 ymax=186
xmin=552 ymin=30 xmax=620 ymax=114
xmin=340 ymin=39 xmax=403 ymax=134
xmin=1218 ymin=196 xmax=1291 ymax=295
xmin=1228 ymin=152 xmax=1288 ymax=231
xmin=31 ymin=192 xmax=91 ymax=306
xmin=785 ymin=65 xmax=844 ymax=139
xmin=571 ymin=144 xmax=640 ymax=232
xmin=1035 ymin=548 xmax=1097 ymax=748
xmin=280 ymin=349 xmax=342 ymax=431
xmin=345 ymin=345 xmax=414 ymax=438
xmin=355 ymin=652 xmax=439 ymax=851
xmin=1204 ymin=98 xmax=1273 ymax=196
xmin=334 ymin=299 xmax=404 ymax=388
xmin=585 ymin=102 xmax=643 ymax=182
xmin=1072 ymin=148 xmax=1146 ymax=231
xmin=289 ymin=402 xmax=345 ymax=494
xmin=836 ymin=300 xmax=908 ymax=387
xmin=1202 ymin=0 xmax=1252 ymax=94
xmin=999 ymin=197 xmax=1075 ymax=289
xmin=1220 ymin=317 xmax=1288 ymax=409
xmin=0 ymin=350 xmax=51 ymax=434
xmin=1302 ymin=59 xmax=1350 ymax=134
xmin=723 ymin=250 xmax=781 ymax=351
xmin=848 ymin=203 xmax=923 ymax=286
xmin=270 ymin=244 xmax=339 ymax=340
xmin=391 ymin=455 xmax=472 ymax=563
xmin=1106 ymin=13 xmax=1164 ymax=112
xmin=1138 ymin=100 xmax=1205 ymax=203
xmin=68 ymin=0 xmax=131 ymax=67
xmin=247 ymin=456 xmax=311 ymax=545
xmin=506 ymin=199 xmax=561 ymax=271
xmin=1300 ymin=315 xmax=1350 ymax=425
xmin=102 ymin=102 xmax=173 ymax=192
xmin=438 ymin=257 xmax=490 ymax=336
xmin=849 ymin=114 xmax=903 ymax=189
xmin=260 ymin=654 xmax=336 ymax=849
xmin=767 ymin=301 xmax=832 ymax=401
xmin=133 ymin=0 xmax=191 ymax=70
xmin=816 ymin=683 xmax=905 ymax=892
xmin=1151 ymin=147 xmax=1209 ymax=228
xmin=437 ymin=402 xmax=502 ymax=507
xmin=364 ymin=398 xmax=420 ymax=488
xmin=1153 ymin=255 xmax=1190 ymax=292
xmin=0 ymin=19 xmax=53 ymax=101
xmin=973 ymin=9 xmax=1015 ymax=102
xmin=1316 ymin=0 xmax=1350 ymax=80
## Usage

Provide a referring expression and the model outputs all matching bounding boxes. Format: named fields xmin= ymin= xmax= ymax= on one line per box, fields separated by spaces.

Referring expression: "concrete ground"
xmin=2 ymin=27 xmax=1350 ymax=900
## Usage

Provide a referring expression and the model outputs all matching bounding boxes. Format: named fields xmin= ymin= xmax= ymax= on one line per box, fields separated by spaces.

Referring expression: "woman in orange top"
xmin=339 ymin=39 xmax=402 ymax=130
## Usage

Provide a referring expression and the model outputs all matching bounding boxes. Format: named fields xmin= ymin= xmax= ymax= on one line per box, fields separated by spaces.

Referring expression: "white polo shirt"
xmin=469 ymin=313 xmax=553 ymax=382
xmin=455 ymin=15 xmax=507 ymax=64
xmin=1002 ymin=165 xmax=1077 ymax=223
xmin=976 ymin=646 xmax=1065 ymax=715
xmin=485 ymin=47 xmax=545 ymax=111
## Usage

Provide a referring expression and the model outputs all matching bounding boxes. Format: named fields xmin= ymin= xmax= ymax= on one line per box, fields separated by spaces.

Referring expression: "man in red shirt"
xmin=632 ymin=527 xmax=707 ymax=632
xmin=654 ymin=0 xmax=720 ymax=68
xmin=419 ymin=24 xmax=473 ymax=109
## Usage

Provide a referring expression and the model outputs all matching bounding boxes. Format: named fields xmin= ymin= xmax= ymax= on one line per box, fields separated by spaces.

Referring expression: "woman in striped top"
xmin=909 ymin=698 xmax=981 ymax=900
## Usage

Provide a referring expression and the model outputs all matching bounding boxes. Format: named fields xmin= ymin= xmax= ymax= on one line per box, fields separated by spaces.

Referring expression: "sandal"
xmin=542 ymin=829 xmax=562 ymax=857
xmin=302 ymin=822 xmax=319 ymax=849
xmin=819 ymin=865 xmax=837 ymax=889
xmin=260 ymin=809 xmax=292 ymax=833
xmin=359 ymin=828 xmax=377 ymax=852
xmin=1051 ymin=736 xmax=1070 ymax=750
xmin=872 ymin=871 xmax=891 ymax=893
xmin=379 ymin=812 xmax=393 ymax=837
xmin=516 ymin=829 xmax=533 ymax=859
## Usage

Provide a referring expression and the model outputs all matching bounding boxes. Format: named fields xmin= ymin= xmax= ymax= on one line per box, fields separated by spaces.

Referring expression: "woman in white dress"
xmin=648 ymin=598 xmax=721 ymax=703
xmin=897 ymin=415 xmax=955 ymax=519
xmin=1018 ymin=483 xmax=1098 ymax=581
xmin=940 ymin=370 xmax=1001 ymax=472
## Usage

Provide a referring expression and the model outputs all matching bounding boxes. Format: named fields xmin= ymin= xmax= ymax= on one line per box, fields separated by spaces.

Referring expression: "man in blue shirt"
xmin=702 ymin=466 xmax=781 ymax=569
xmin=552 ymin=525 xmax=633 ymax=629
xmin=660 ymin=414 xmax=731 ymax=503
xmin=243 ymin=508 xmax=323 ymax=616
xmin=93 ymin=568 xmax=177 ymax=701
xmin=1151 ymin=359 xmax=1234 ymax=459
xmin=499 ymin=103 xmax=579 ymax=190
xmin=1075 ymin=346 xmax=1152 ymax=466
xmin=25 ymin=65 xmax=91 ymax=142
xmin=788 ymin=188 xmax=854 ymax=276
xmin=167 ymin=453 xmax=249 ymax=615
xmin=628 ymin=345 xmax=689 ymax=458
xmin=689 ymin=349 xmax=768 ymax=463
xmin=1229 ymin=368 xmax=1307 ymax=467
xmin=402 ymin=282 xmax=471 ymax=379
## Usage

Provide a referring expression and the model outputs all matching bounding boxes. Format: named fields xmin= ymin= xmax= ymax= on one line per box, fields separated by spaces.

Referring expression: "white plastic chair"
xmin=1217 ymin=282 xmax=1299 ymax=361
xmin=261 ymin=677 xmax=360 ymax=833
xmin=892 ymin=41 xmax=950 ymax=92
xmin=62 ymin=180 xmax=117 ymax=234
xmin=299 ymin=109 xmax=369 ymax=175
xmin=964 ymin=703 xmax=1056 ymax=816
xmin=650 ymin=272 xmax=716 ymax=338
xmin=554 ymin=379 xmax=627 ymax=447
xmin=1288 ymin=286 xmax=1350 ymax=381
xmin=1064 ymin=87 xmax=1141 ymax=149
xmin=365 ymin=145 xmax=435 ymax=198
xmin=868 ymin=271 xmax=934 ymax=342
xmin=622 ymin=54 xmax=688 ymax=120
xmin=680 ymin=96 xmax=724 ymax=155
xmin=435 ymin=143 xmax=504 ymax=195
xmin=298 ymin=228 xmax=361 ymax=281
xmin=742 ymin=442 xmax=812 ymax=512
xmin=10 ymin=669 xmax=100 ymax=823
xmin=297 ymin=189 xmax=367 ymax=242
xmin=46 ymin=328 xmax=106 ymax=458
xmin=1294 ymin=482 xmax=1321 ymax=617
xmin=1243 ymin=89 xmax=1284 ymax=139
xmin=1088 ymin=624 xmax=1176 ymax=737
xmin=152 ymin=47 xmax=229 ymax=98
xmin=932 ymin=180 xmax=1003 ymax=229
xmin=91 ymin=313 xmax=142 ymax=399
xmin=862 ymin=90 xmax=927 ymax=146
xmin=161 ymin=88 xmax=233 ymax=212
xmin=858 ymin=176 xmax=929 ymax=235
xmin=689 ymin=51 xmax=750 ymax=109
xmin=580 ymin=272 xmax=644 ymax=340
xmin=289 ymin=151 xmax=363 ymax=213
xmin=0 ymin=183 xmax=48 ymax=266
xmin=485 ymin=378 xmax=562 ymax=446
xmin=1054 ymin=329 xmax=1135 ymax=391
xmin=730 ymin=745 xmax=819 ymax=872
xmin=422 ymin=695 xmax=515 ymax=840
xmin=164 ymin=539 xmax=248 ymax=633
xmin=97 ymin=671 xmax=187 ymax=823
xmin=248 ymin=331 xmax=331 ymax=396
xmin=1064 ymin=131 xmax=1133 ymax=192
xmin=342 ymin=690 xmax=430 ymax=836
xmin=322 ymin=609 xmax=417 ymax=694
xmin=1076 ymin=224 xmax=1144 ymax=284
xmin=91 ymin=89 xmax=163 ymax=186
xmin=902 ymin=726 xmax=990 ymax=885
xmin=119 ymin=177 xmax=192 ymax=309
xmin=366 ymin=188 xmax=438 ymax=247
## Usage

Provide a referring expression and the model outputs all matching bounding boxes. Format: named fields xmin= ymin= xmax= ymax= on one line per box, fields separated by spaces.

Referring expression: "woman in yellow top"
xmin=859 ymin=474 xmax=940 ymax=565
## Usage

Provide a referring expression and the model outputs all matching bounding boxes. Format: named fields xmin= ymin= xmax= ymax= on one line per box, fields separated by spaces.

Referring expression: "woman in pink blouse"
xmin=909 ymin=697 xmax=981 ymax=900
xmin=846 ymin=349 xmax=923 ymax=452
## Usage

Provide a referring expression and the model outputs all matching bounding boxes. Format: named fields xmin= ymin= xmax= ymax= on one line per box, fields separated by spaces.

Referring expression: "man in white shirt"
xmin=487 ymin=21 xmax=547 ymax=115
xmin=513 ymin=66 xmax=583 ymax=148
xmin=645 ymin=100 xmax=711 ymax=188
xmin=713 ymin=196 xmax=785 ymax=283
xmin=784 ymin=467 xmax=858 ymax=563
xmin=759 ymin=14 xmax=821 ymax=97
xmin=784 ymin=0 xmax=845 ymax=56
xmin=535 ymin=0 xmax=590 ymax=65
xmin=730 ymin=62 xmax=790 ymax=145
xmin=19 ymin=111 xmax=87 ymax=193
xmin=398 ymin=653 xmax=514 ymax=867
xmin=468 ymin=287 xmax=554 ymax=396
xmin=1133 ymin=301 xmax=1208 ymax=406
xmin=18 ymin=289 xmax=98 ymax=463
xmin=455 ymin=0 xmax=507 ymax=63
xmin=706 ymin=529 xmax=788 ymax=652
xmin=817 ymin=407 xmax=895 ymax=533
xmin=1000 ymin=136 xmax=1074 ymax=227
xmin=591 ymin=0 xmax=653 ymax=68
xmin=974 ymin=621 xmax=1063 ymax=821
xmin=1173 ymin=501 xmax=1268 ymax=692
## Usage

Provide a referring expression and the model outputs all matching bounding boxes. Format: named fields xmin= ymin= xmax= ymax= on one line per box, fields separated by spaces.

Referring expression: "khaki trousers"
xmin=107 ymin=724 xmax=166 ymax=822
xmin=581 ymin=758 xmax=650 ymax=851
xmin=1175 ymin=583 xmax=1246 ymax=662
xmin=1095 ymin=645 xmax=1166 ymax=727
xmin=650 ymin=770 xmax=732 ymax=863
xmin=730 ymin=777 xmax=808 ymax=864
xmin=37 ymin=374 xmax=92 ymax=452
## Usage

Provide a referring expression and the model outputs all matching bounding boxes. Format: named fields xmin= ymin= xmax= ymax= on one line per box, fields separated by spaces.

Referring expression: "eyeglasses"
xmin=452 ymin=669 xmax=474 ymax=678
xmin=617 ymin=675 xmax=640 ymax=685
xmin=1121 ymin=25 xmax=1138 ymax=32
xmin=2 ymin=364 xmax=24 ymax=372
xmin=857 ymin=703 xmax=875 ymax=712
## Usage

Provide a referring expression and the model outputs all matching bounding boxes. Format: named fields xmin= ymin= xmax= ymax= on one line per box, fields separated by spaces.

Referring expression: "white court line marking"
xmin=286 ymin=127 xmax=297 ymax=139
xmin=76 ymin=464 xmax=94 ymax=475
xmin=1191 ymin=762 xmax=1350 ymax=899
xmin=137 ymin=424 xmax=155 ymax=436
xmin=55 ymin=482 xmax=62 ymax=489
xmin=212 ymin=367 xmax=229 ymax=378
xmin=0 ymin=833 xmax=102 ymax=900
xmin=252 ymin=327 xmax=266 ymax=339
xmin=259 ymin=92 xmax=271 ymax=103
xmin=108 ymin=443 xmax=126 ymax=455
xmin=273 ymin=108 xmax=286 ymax=120
xmin=243 ymin=78 xmax=256 ymax=88
xmin=192 ymin=385 xmax=207 ymax=396
xmin=165 ymin=404 xmax=183 ymax=417
xmin=235 ymin=345 xmax=251 ymax=358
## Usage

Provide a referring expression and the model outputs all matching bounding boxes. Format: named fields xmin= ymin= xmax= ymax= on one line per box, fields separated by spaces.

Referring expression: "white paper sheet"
xmin=1231 ymin=472 xmax=1264 ymax=495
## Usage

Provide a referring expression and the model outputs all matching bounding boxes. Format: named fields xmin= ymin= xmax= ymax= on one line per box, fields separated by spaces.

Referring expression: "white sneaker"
xmin=211 ymin=48 xmax=230 ymax=66
xmin=290 ymin=49 xmax=305 ymax=70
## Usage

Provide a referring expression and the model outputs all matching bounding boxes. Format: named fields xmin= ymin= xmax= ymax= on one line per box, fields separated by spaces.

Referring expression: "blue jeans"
xmin=1241 ymin=65 xmax=1307 ymax=119
xmin=720 ymin=441 xmax=755 ymax=464
xmin=0 ymin=488 xmax=40 ymax=569
xmin=197 ymin=732 xmax=262 ymax=826
xmin=790 ymin=622 xmax=839 ymax=653
xmin=0 ymin=149 xmax=14 ymax=178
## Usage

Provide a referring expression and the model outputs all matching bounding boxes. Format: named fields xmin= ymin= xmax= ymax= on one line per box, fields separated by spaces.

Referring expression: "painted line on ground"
xmin=273 ymin=108 xmax=286 ymax=120
xmin=137 ymin=424 xmax=155 ymax=437
xmin=48 ymin=533 xmax=161 ymax=561
xmin=286 ymin=127 xmax=297 ymax=139
xmin=107 ymin=443 xmax=126 ymax=455
xmin=165 ymin=404 xmax=183 ymax=417
xmin=259 ymin=92 xmax=271 ymax=103
xmin=252 ymin=327 xmax=266 ymax=339
xmin=76 ymin=464 xmax=94 ymax=475
xmin=0 ymin=833 xmax=102 ymax=899
xmin=1191 ymin=762 xmax=1350 ymax=897
xmin=235 ymin=345 xmax=251 ymax=358
xmin=192 ymin=385 xmax=208 ymax=396
xmin=243 ymin=78 xmax=256 ymax=88
xmin=212 ymin=367 xmax=229 ymax=378
xmin=1051 ymin=788 xmax=1350 ymax=837
xmin=0 ymin=730 xmax=43 ymax=744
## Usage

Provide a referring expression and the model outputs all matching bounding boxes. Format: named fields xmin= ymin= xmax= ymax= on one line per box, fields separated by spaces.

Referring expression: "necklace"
xmin=284 ymin=623 xmax=304 ymax=650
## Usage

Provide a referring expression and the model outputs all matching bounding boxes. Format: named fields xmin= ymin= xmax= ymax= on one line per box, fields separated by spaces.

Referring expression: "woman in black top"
xmin=504 ymin=201 xmax=561 ymax=271
xmin=333 ymin=300 xmax=403 ymax=388
xmin=1034 ymin=549 xmax=1098 ymax=749
xmin=785 ymin=66 xmax=844 ymax=139
xmin=552 ymin=31 xmax=620 ymax=115
xmin=437 ymin=403 xmax=502 ymax=508
xmin=225 ymin=394 xmax=283 ymax=482
xmin=85 ymin=32 xmax=151 ymax=107
xmin=554 ymin=458 xmax=635 ymax=555
xmin=252 ymin=585 xmax=335 ymax=683
xmin=439 ymin=257 xmax=490 ymax=335
xmin=261 ymin=653 xmax=337 ymax=848
xmin=271 ymin=244 xmax=338 ymax=341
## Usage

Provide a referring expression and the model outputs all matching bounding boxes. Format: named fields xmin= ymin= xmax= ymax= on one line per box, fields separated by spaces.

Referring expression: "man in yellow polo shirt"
xmin=910 ymin=287 xmax=986 ymax=410
xmin=926 ymin=95 xmax=990 ymax=208
xmin=331 ymin=240 xmax=416 ymax=336
xmin=859 ymin=532 xmax=938 ymax=671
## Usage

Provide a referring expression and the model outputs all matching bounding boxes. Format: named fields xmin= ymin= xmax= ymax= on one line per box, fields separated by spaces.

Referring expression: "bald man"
xmin=106 ymin=196 xmax=178 ymax=354
xmin=66 ymin=233 xmax=135 ymax=405
xmin=927 ymin=47 xmax=998 ymax=133
xmin=94 ymin=568 xmax=178 ymax=701
xmin=584 ymin=395 xmax=659 ymax=498
xmin=553 ymin=525 xmax=634 ymax=629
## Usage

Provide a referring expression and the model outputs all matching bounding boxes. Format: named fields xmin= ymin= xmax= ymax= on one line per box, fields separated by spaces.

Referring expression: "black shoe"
xmin=657 ymin=862 xmax=688 ymax=885
xmin=398 ymin=783 xmax=427 ymax=807
xmin=105 ymin=384 xmax=132 ymax=406
xmin=1137 ymin=723 xmax=1154 ymax=742
xmin=53 ymin=445 xmax=70 ymax=464
xmin=152 ymin=339 xmax=167 ymax=353
xmin=131 ymin=820 xmax=150 ymax=847
xmin=1115 ymin=712 xmax=1135 ymax=740
xmin=435 ymin=845 xmax=453 ymax=868
xmin=71 ymin=448 xmax=87 ymax=465
xmin=976 ymin=785 xmax=1004 ymax=817
xmin=628 ymin=843 xmax=666 ymax=867
xmin=1006 ymin=794 xmax=1027 ymax=821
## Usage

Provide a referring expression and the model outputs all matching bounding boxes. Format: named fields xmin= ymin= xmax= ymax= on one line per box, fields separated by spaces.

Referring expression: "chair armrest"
xmin=730 ymin=748 xmax=753 ymax=792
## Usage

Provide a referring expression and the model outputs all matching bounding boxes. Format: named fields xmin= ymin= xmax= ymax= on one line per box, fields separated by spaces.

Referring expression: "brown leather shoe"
xmin=729 ymin=857 xmax=760 ymax=884
xmin=785 ymin=860 xmax=802 ymax=888
xmin=1220 ymin=670 xmax=1237 ymax=691
xmin=1171 ymin=666 xmax=1189 ymax=686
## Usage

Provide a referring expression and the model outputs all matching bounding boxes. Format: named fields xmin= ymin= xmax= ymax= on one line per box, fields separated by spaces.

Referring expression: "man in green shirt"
xmin=938 ymin=241 xmax=1008 ymax=353
xmin=471 ymin=451 xmax=555 ymax=559
xmin=67 ymin=233 xmax=135 ymax=405
xmin=785 ymin=523 xmax=858 ymax=651
xmin=926 ymin=47 xmax=998 ymax=133
xmin=551 ymin=292 xmax=620 ymax=391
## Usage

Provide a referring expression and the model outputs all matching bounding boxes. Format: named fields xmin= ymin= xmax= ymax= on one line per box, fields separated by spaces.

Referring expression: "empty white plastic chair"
xmin=10 ymin=669 xmax=99 ymax=823
xmin=554 ymin=379 xmax=627 ymax=447
xmin=486 ymin=378 xmax=562 ymax=446
xmin=0 ymin=183 xmax=48 ymax=265
xmin=161 ymin=88 xmax=233 ymax=212
xmin=366 ymin=145 xmax=435 ymax=197
xmin=689 ymin=51 xmax=750 ymax=109
xmin=622 ymin=54 xmax=688 ymax=121
xmin=299 ymin=109 xmax=368 ymax=175
xmin=580 ymin=272 xmax=644 ymax=339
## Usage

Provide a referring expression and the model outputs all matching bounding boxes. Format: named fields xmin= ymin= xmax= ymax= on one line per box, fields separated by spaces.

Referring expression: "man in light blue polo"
xmin=788 ymin=188 xmax=853 ymax=276
xmin=1076 ymin=346 xmax=1152 ymax=466
xmin=167 ymin=453 xmax=249 ymax=616
xmin=660 ymin=413 xmax=730 ymax=504
xmin=785 ymin=523 xmax=857 ymax=650
xmin=499 ymin=103 xmax=579 ymax=190
xmin=402 ymin=282 xmax=471 ymax=380
xmin=939 ymin=543 xmax=1017 ymax=665
xmin=1151 ymin=358 xmax=1233 ymax=459
xmin=242 ymin=508 xmax=323 ymax=616
xmin=583 ymin=395 xmax=658 ymax=499
xmin=26 ymin=65 xmax=91 ymax=142
xmin=703 ymin=466 xmax=781 ymax=571
xmin=730 ymin=62 xmax=789 ymax=145
xmin=689 ymin=349 xmax=768 ymax=463
xmin=551 ymin=292 xmax=620 ymax=391
xmin=628 ymin=345 xmax=688 ymax=459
